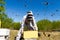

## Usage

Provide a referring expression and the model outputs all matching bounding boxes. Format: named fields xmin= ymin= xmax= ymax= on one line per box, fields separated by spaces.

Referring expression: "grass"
xmin=9 ymin=30 xmax=60 ymax=40
xmin=9 ymin=30 xmax=18 ymax=40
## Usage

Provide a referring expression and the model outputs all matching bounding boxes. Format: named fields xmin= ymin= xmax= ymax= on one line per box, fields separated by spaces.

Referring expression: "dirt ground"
xmin=9 ymin=30 xmax=60 ymax=40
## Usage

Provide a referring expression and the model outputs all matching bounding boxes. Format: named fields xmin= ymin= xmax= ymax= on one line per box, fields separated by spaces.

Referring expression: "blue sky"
xmin=5 ymin=0 xmax=60 ymax=22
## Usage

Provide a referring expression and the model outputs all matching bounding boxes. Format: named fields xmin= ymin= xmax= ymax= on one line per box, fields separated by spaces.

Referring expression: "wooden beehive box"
xmin=23 ymin=31 xmax=38 ymax=38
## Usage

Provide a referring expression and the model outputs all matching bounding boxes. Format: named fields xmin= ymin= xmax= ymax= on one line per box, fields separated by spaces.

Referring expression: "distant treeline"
xmin=37 ymin=19 xmax=60 ymax=31
xmin=0 ymin=13 xmax=60 ymax=31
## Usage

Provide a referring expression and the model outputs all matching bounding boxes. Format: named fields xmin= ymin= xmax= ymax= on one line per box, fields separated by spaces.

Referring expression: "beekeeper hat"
xmin=27 ymin=11 xmax=33 ymax=15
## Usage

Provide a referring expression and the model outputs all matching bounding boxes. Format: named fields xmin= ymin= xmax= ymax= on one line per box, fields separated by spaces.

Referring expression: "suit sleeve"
xmin=16 ymin=15 xmax=26 ymax=40
xmin=32 ymin=17 xmax=38 ymax=31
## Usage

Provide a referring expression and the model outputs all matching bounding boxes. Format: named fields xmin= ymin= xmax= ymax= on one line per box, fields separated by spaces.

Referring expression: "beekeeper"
xmin=16 ymin=11 xmax=38 ymax=40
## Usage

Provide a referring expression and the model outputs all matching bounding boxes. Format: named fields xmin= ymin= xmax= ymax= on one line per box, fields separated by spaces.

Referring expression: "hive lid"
xmin=0 ymin=28 xmax=10 ymax=36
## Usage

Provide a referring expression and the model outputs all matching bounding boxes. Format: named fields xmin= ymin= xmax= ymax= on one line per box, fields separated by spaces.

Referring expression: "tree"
xmin=0 ymin=0 xmax=5 ymax=28
xmin=37 ymin=19 xmax=52 ymax=31
xmin=52 ymin=21 xmax=60 ymax=30
xmin=0 ymin=0 xmax=5 ymax=4
xmin=1 ymin=17 xmax=13 ymax=28
xmin=0 ymin=12 xmax=13 ymax=28
xmin=0 ymin=0 xmax=5 ymax=12
xmin=12 ymin=22 xmax=20 ymax=30
xmin=0 ymin=13 xmax=20 ymax=30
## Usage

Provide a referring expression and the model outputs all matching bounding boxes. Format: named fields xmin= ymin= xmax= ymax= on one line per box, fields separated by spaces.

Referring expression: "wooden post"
xmin=0 ymin=20 xmax=1 ymax=28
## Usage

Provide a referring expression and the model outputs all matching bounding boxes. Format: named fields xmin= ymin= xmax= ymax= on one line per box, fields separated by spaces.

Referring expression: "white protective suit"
xmin=16 ymin=11 xmax=38 ymax=40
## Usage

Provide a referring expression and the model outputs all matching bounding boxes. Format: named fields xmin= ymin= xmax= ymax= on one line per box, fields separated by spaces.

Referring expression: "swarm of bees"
xmin=43 ymin=1 xmax=49 ymax=6
xmin=17 ymin=0 xmax=60 ymax=18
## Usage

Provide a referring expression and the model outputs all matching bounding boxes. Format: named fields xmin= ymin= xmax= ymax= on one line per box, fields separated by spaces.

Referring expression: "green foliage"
xmin=0 ymin=5 xmax=5 ymax=12
xmin=0 ymin=0 xmax=5 ymax=4
xmin=2 ymin=18 xmax=13 ymax=28
xmin=0 ymin=13 xmax=13 ymax=28
xmin=37 ymin=19 xmax=52 ymax=31
xmin=0 ymin=0 xmax=5 ymax=12
xmin=37 ymin=19 xmax=60 ymax=31
xmin=0 ymin=13 xmax=20 ymax=30
xmin=0 ymin=13 xmax=7 ymax=20
xmin=12 ymin=22 xmax=20 ymax=30
xmin=0 ymin=0 xmax=20 ymax=30
xmin=52 ymin=21 xmax=60 ymax=30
